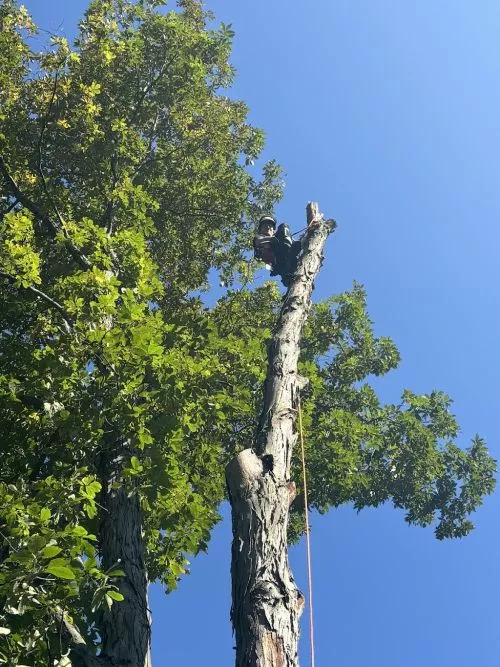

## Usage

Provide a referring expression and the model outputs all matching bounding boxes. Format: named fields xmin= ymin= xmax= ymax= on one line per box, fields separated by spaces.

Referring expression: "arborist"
xmin=253 ymin=215 xmax=302 ymax=287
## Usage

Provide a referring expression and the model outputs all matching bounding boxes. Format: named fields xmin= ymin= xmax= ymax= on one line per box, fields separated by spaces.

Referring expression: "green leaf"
xmin=84 ymin=502 xmax=97 ymax=519
xmin=84 ymin=557 xmax=97 ymax=572
xmin=40 ymin=507 xmax=51 ymax=522
xmin=41 ymin=545 xmax=62 ymax=559
xmin=106 ymin=590 xmax=125 ymax=602
xmin=45 ymin=562 xmax=75 ymax=580
xmin=84 ymin=480 xmax=101 ymax=498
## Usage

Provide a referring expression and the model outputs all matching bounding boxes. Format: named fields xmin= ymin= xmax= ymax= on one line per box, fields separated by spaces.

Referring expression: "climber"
xmin=253 ymin=215 xmax=302 ymax=287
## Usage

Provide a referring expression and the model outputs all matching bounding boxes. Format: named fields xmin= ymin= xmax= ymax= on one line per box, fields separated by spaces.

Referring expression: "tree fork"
xmin=226 ymin=203 xmax=335 ymax=667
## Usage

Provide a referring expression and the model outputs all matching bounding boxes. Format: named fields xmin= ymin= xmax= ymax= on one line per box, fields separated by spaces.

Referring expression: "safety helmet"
xmin=257 ymin=215 xmax=277 ymax=232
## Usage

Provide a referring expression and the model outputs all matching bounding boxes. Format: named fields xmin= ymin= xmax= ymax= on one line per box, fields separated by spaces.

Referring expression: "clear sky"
xmin=23 ymin=1 xmax=500 ymax=665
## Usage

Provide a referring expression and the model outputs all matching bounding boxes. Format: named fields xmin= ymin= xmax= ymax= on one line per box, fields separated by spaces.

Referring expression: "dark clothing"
xmin=253 ymin=223 xmax=301 ymax=287
xmin=253 ymin=233 xmax=276 ymax=266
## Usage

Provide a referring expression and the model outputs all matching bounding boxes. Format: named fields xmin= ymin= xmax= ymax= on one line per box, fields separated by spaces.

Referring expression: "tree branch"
xmin=0 ymin=155 xmax=91 ymax=270
xmin=0 ymin=197 xmax=19 ymax=219
xmin=36 ymin=71 xmax=69 ymax=235
xmin=0 ymin=273 xmax=117 ymax=375
xmin=0 ymin=271 xmax=72 ymax=333
xmin=104 ymin=153 xmax=119 ymax=236
xmin=130 ymin=53 xmax=172 ymax=124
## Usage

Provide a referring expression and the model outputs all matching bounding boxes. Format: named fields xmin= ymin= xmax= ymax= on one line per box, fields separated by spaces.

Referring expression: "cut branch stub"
xmin=227 ymin=202 xmax=335 ymax=667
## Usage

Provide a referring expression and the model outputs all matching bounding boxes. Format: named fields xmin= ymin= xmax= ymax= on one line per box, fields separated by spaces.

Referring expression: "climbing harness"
xmin=297 ymin=395 xmax=315 ymax=667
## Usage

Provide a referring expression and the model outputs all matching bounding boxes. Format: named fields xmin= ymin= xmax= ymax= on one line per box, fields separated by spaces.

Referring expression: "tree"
xmin=226 ymin=203 xmax=333 ymax=665
xmin=0 ymin=1 xmax=282 ymax=664
xmin=226 ymin=203 xmax=496 ymax=667
xmin=0 ymin=2 xmax=495 ymax=666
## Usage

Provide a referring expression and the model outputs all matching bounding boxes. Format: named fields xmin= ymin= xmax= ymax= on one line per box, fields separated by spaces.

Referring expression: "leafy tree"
xmin=0 ymin=1 xmax=281 ymax=663
xmin=0 ymin=1 xmax=495 ymax=666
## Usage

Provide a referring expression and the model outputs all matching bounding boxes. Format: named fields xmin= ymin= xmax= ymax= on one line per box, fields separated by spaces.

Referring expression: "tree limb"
xmin=35 ymin=71 xmax=70 ymax=235
xmin=0 ymin=273 xmax=117 ymax=375
xmin=55 ymin=609 xmax=107 ymax=667
xmin=0 ymin=271 xmax=73 ymax=333
xmin=0 ymin=197 xmax=19 ymax=219
xmin=130 ymin=53 xmax=172 ymax=124
xmin=0 ymin=155 xmax=91 ymax=270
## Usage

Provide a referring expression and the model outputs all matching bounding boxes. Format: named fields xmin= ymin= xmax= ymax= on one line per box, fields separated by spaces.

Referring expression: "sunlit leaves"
xmin=0 ymin=0 xmax=495 ymax=663
xmin=0 ymin=0 xmax=283 ymax=660
xmin=0 ymin=210 xmax=41 ymax=286
xmin=289 ymin=284 xmax=496 ymax=542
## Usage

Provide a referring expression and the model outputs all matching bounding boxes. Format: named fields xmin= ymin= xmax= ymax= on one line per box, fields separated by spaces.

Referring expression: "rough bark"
xmin=66 ymin=445 xmax=152 ymax=667
xmin=226 ymin=203 xmax=335 ymax=667
xmin=63 ymin=614 xmax=103 ymax=667
xmin=97 ymin=446 xmax=152 ymax=667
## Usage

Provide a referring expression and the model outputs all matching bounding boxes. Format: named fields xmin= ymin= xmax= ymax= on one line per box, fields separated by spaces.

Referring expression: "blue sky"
xmin=24 ymin=1 xmax=500 ymax=665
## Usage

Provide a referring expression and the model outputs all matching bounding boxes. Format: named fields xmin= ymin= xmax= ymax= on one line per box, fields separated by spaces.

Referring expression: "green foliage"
xmin=0 ymin=0 xmax=283 ymax=660
xmin=0 ymin=210 xmax=41 ymax=285
xmin=288 ymin=284 xmax=496 ymax=541
xmin=0 ymin=0 xmax=495 ymax=663
xmin=0 ymin=472 xmax=122 ymax=663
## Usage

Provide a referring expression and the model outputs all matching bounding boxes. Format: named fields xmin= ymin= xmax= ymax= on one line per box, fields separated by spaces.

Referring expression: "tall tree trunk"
xmin=226 ymin=203 xmax=335 ymax=667
xmin=67 ymin=443 xmax=152 ymax=667
xmin=98 ymin=445 xmax=152 ymax=667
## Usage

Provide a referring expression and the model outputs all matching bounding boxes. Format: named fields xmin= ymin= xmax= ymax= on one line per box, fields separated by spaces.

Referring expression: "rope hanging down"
xmin=298 ymin=395 xmax=315 ymax=667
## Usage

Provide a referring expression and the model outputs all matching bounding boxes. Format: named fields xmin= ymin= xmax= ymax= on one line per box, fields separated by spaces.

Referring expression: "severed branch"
xmin=0 ymin=155 xmax=91 ymax=270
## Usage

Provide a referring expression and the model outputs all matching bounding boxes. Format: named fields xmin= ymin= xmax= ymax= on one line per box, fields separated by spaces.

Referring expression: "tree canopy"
xmin=0 ymin=1 xmax=495 ymax=664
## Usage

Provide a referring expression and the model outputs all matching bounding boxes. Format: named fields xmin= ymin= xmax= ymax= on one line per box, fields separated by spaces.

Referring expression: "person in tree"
xmin=253 ymin=215 xmax=302 ymax=287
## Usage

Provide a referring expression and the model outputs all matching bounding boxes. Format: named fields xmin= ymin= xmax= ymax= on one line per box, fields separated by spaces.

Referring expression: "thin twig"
xmin=0 ymin=529 xmax=19 ymax=553
xmin=130 ymin=54 xmax=172 ymax=124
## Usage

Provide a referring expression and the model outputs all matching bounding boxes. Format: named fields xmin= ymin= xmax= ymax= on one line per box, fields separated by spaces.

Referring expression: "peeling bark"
xmin=58 ymin=610 xmax=105 ymax=667
xmin=226 ymin=203 xmax=335 ymax=666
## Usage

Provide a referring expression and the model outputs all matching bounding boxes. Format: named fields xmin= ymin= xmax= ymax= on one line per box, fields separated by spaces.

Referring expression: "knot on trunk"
xmin=226 ymin=449 xmax=264 ymax=500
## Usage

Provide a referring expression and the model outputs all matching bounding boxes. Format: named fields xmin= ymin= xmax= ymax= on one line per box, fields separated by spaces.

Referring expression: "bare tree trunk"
xmin=98 ymin=446 xmax=152 ymax=667
xmin=67 ymin=444 xmax=153 ymax=667
xmin=226 ymin=203 xmax=335 ymax=667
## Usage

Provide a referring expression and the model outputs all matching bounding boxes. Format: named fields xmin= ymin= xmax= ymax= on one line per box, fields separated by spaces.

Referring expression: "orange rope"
xmin=297 ymin=395 xmax=315 ymax=667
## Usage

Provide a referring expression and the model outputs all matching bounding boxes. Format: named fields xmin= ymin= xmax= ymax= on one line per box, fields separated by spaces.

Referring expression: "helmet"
xmin=257 ymin=215 xmax=277 ymax=232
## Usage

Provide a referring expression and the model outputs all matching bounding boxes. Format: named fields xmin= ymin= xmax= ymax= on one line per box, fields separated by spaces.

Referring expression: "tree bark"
xmin=67 ymin=445 xmax=152 ymax=667
xmin=97 ymin=446 xmax=152 ymax=667
xmin=226 ymin=203 xmax=335 ymax=667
